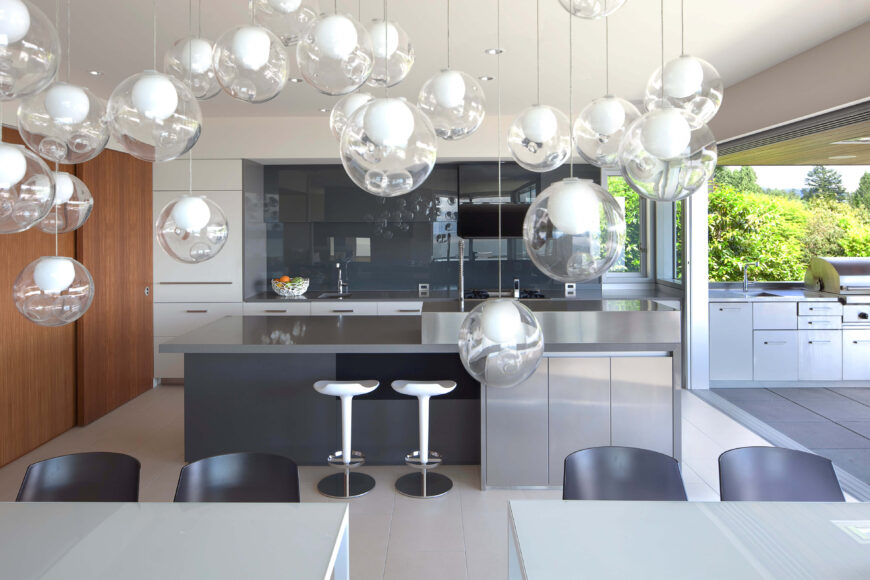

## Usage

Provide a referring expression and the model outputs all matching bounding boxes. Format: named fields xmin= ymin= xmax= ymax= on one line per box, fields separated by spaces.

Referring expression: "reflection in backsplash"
xmin=250 ymin=163 xmax=602 ymax=295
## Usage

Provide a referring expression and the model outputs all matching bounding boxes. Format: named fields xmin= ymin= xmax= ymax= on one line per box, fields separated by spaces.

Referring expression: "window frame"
xmin=601 ymin=168 xmax=654 ymax=284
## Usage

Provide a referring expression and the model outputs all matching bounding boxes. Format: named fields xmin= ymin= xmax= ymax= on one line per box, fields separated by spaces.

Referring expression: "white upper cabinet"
xmin=153 ymin=160 xmax=243 ymax=191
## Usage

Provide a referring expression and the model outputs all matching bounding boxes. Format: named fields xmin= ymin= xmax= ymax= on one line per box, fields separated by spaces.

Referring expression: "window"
xmin=604 ymin=173 xmax=648 ymax=279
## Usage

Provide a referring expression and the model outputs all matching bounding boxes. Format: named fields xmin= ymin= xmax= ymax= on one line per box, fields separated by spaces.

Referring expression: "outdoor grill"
xmin=805 ymin=257 xmax=870 ymax=326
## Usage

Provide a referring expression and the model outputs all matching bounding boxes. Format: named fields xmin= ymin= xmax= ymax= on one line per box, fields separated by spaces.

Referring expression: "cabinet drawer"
xmin=797 ymin=316 xmax=842 ymax=330
xmin=243 ymin=302 xmax=311 ymax=316
xmin=709 ymin=302 xmax=753 ymax=381
xmin=753 ymin=303 xmax=797 ymax=330
xmin=154 ymin=302 xmax=243 ymax=336
xmin=844 ymin=330 xmax=870 ymax=380
xmin=753 ymin=331 xmax=798 ymax=381
xmin=310 ymin=301 xmax=378 ymax=316
xmin=155 ymin=337 xmax=184 ymax=379
xmin=377 ymin=302 xmax=423 ymax=316
xmin=798 ymin=330 xmax=843 ymax=381
xmin=798 ymin=302 xmax=842 ymax=316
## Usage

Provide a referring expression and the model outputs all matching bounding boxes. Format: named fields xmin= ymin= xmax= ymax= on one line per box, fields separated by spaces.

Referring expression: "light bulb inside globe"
xmin=369 ymin=20 xmax=399 ymax=59
xmin=0 ymin=143 xmax=27 ymax=188
xmin=171 ymin=196 xmax=211 ymax=232
xmin=521 ymin=106 xmax=557 ymax=144
xmin=338 ymin=92 xmax=372 ymax=120
xmin=547 ymin=179 xmax=602 ymax=236
xmin=663 ymin=55 xmax=704 ymax=100
xmin=314 ymin=14 xmax=358 ymax=60
xmin=34 ymin=257 xmax=75 ymax=294
xmin=44 ymin=83 xmax=90 ymax=125
xmin=53 ymin=172 xmax=74 ymax=205
xmin=587 ymin=97 xmax=626 ymax=137
xmin=640 ymin=109 xmax=691 ymax=160
xmin=481 ymin=299 xmax=524 ymax=344
xmin=431 ymin=70 xmax=466 ymax=109
xmin=232 ymin=26 xmax=271 ymax=71
xmin=268 ymin=0 xmax=302 ymax=13
xmin=180 ymin=38 xmax=214 ymax=74
xmin=0 ymin=0 xmax=30 ymax=45
xmin=131 ymin=73 xmax=179 ymax=121
xmin=363 ymin=98 xmax=415 ymax=148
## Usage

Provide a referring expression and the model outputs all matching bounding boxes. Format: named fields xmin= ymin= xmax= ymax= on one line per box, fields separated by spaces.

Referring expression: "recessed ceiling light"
xmin=484 ymin=48 xmax=503 ymax=55
xmin=88 ymin=70 xmax=102 ymax=76
xmin=831 ymin=136 xmax=870 ymax=145
xmin=319 ymin=108 xmax=329 ymax=113
xmin=289 ymin=77 xmax=304 ymax=83
xmin=478 ymin=75 xmax=495 ymax=81
xmin=828 ymin=155 xmax=858 ymax=160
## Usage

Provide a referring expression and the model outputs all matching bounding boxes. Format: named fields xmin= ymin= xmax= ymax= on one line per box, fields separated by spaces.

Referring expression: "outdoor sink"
xmin=316 ymin=293 xmax=354 ymax=299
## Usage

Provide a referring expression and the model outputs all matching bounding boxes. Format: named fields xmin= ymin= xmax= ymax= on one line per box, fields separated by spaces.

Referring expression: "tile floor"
xmin=713 ymin=388 xmax=870 ymax=486
xmin=0 ymin=386 xmax=713 ymax=580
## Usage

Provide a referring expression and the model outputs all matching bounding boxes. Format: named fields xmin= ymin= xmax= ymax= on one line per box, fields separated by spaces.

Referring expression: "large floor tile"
xmin=830 ymin=388 xmax=870 ymax=407
xmin=463 ymin=510 xmax=508 ymax=580
xmin=684 ymin=482 xmax=720 ymax=502
xmin=711 ymin=388 xmax=783 ymax=402
xmin=767 ymin=421 xmax=870 ymax=449
xmin=388 ymin=509 xmax=466 ymax=552
xmin=728 ymin=398 xmax=827 ymax=422
xmin=811 ymin=449 xmax=870 ymax=483
xmin=840 ymin=421 xmax=870 ymax=440
xmin=384 ymin=550 xmax=468 ymax=580
xmin=772 ymin=388 xmax=870 ymax=421
xmin=349 ymin=513 xmax=392 ymax=579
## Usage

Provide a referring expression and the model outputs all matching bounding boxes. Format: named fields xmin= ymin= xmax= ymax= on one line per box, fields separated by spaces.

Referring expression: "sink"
xmin=316 ymin=293 xmax=353 ymax=299
xmin=754 ymin=292 xmax=781 ymax=297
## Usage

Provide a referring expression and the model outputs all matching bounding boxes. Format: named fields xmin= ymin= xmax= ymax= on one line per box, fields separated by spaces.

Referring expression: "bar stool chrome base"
xmin=395 ymin=471 xmax=453 ymax=498
xmin=327 ymin=450 xmax=366 ymax=468
xmin=404 ymin=450 xmax=443 ymax=469
xmin=317 ymin=470 xmax=376 ymax=499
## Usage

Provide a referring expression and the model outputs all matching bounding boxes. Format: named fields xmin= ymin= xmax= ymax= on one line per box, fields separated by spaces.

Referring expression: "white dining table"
xmin=509 ymin=499 xmax=870 ymax=579
xmin=0 ymin=502 xmax=349 ymax=580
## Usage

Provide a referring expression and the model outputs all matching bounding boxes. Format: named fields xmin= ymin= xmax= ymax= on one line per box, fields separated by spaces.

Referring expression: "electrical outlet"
xmin=564 ymin=283 xmax=576 ymax=297
xmin=418 ymin=283 xmax=430 ymax=297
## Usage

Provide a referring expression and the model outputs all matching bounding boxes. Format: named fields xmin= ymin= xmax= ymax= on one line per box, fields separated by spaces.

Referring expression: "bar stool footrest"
xmin=404 ymin=450 xmax=442 ymax=470
xmin=395 ymin=471 xmax=452 ymax=498
xmin=327 ymin=450 xmax=366 ymax=469
xmin=317 ymin=471 xmax=376 ymax=499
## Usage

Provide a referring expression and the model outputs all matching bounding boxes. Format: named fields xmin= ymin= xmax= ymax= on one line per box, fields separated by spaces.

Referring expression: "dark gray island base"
xmin=162 ymin=300 xmax=682 ymax=485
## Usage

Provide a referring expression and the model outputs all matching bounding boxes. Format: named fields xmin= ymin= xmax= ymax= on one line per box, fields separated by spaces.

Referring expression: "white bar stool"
xmin=391 ymin=380 xmax=457 ymax=498
xmin=313 ymin=379 xmax=379 ymax=498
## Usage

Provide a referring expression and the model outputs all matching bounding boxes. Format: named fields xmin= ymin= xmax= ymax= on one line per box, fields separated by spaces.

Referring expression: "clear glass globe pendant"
xmin=13 ymin=255 xmax=94 ymax=326
xmin=329 ymin=91 xmax=373 ymax=140
xmin=156 ymin=195 xmax=229 ymax=263
xmin=523 ymin=177 xmax=626 ymax=282
xmin=297 ymin=13 xmax=373 ymax=95
xmin=0 ymin=143 xmax=55 ymax=233
xmin=164 ymin=36 xmax=221 ymax=100
xmin=36 ymin=171 xmax=92 ymax=233
xmin=417 ymin=69 xmax=486 ymax=140
xmin=508 ymin=105 xmax=570 ymax=172
xmin=213 ymin=25 xmax=289 ymax=103
xmin=644 ymin=55 xmax=723 ymax=124
xmin=365 ymin=19 xmax=413 ymax=87
xmin=17 ymin=81 xmax=109 ymax=163
xmin=558 ymin=0 xmax=627 ymax=19
xmin=253 ymin=0 xmax=319 ymax=46
xmin=0 ymin=0 xmax=60 ymax=100
xmin=458 ymin=299 xmax=545 ymax=389
xmin=340 ymin=97 xmax=438 ymax=197
xmin=107 ymin=70 xmax=202 ymax=163
xmin=617 ymin=108 xmax=717 ymax=202
xmin=573 ymin=95 xmax=639 ymax=169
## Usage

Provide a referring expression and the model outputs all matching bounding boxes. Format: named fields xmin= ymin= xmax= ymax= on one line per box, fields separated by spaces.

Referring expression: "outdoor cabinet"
xmin=754 ymin=331 xmax=799 ymax=381
xmin=709 ymin=302 xmax=753 ymax=381
xmin=844 ymin=330 xmax=870 ymax=380
xmin=798 ymin=330 xmax=843 ymax=381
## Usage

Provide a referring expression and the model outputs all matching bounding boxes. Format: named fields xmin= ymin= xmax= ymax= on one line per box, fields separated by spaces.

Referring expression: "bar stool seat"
xmin=313 ymin=380 xmax=379 ymax=498
xmin=392 ymin=380 xmax=456 ymax=498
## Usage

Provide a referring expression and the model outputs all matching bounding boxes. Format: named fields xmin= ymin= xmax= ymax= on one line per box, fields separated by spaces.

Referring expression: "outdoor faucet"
xmin=336 ymin=262 xmax=349 ymax=294
xmin=742 ymin=261 xmax=760 ymax=293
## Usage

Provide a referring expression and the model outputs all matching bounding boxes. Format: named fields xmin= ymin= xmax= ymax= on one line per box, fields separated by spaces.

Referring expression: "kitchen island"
xmin=162 ymin=299 xmax=681 ymax=488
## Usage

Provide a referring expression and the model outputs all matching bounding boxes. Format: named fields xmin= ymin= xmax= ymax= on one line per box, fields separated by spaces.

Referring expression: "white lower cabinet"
xmin=753 ymin=330 xmax=798 ymax=381
xmin=310 ymin=301 xmax=378 ymax=316
xmin=154 ymin=302 xmax=243 ymax=380
xmin=798 ymin=330 xmax=843 ymax=381
xmin=709 ymin=302 xmax=753 ymax=381
xmin=243 ymin=302 xmax=311 ymax=316
xmin=844 ymin=330 xmax=870 ymax=380
xmin=377 ymin=302 xmax=423 ymax=315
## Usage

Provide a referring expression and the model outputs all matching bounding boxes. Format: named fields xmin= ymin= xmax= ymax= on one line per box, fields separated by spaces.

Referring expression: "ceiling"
xmin=719 ymin=120 xmax=870 ymax=165
xmin=26 ymin=0 xmax=870 ymax=121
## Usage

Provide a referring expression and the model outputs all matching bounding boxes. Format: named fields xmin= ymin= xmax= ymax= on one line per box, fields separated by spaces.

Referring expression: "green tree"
xmin=852 ymin=172 xmax=870 ymax=211
xmin=804 ymin=165 xmax=847 ymax=201
xmin=607 ymin=176 xmax=640 ymax=273
xmin=713 ymin=166 xmax=762 ymax=193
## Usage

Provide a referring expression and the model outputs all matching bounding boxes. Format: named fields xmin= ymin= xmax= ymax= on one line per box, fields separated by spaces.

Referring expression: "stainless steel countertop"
xmin=709 ymin=288 xmax=840 ymax=302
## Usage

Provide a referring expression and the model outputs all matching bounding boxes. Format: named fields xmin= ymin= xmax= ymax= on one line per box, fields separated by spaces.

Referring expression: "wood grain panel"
xmin=0 ymin=128 xmax=76 ymax=466
xmin=720 ymin=120 xmax=870 ymax=166
xmin=76 ymin=149 xmax=153 ymax=425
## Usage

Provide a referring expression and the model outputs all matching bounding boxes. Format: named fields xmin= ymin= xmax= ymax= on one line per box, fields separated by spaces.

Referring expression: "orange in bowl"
xmin=278 ymin=275 xmax=291 ymax=283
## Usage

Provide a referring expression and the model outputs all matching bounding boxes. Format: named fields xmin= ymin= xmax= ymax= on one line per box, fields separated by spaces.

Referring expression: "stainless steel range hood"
xmin=805 ymin=257 xmax=870 ymax=301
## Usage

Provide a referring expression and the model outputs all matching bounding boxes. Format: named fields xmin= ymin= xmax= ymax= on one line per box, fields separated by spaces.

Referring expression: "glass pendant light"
xmin=164 ymin=0 xmax=221 ymax=100
xmin=458 ymin=0 xmax=544 ymax=390
xmin=558 ymin=0 xmax=627 ymax=19
xmin=329 ymin=91 xmax=373 ymax=140
xmin=18 ymin=1 xmax=109 ymax=164
xmin=524 ymin=8 xmax=625 ymax=283
xmin=618 ymin=0 xmax=717 ymax=202
xmin=572 ymin=16 xmax=639 ymax=169
xmin=417 ymin=0 xmax=485 ymax=141
xmin=13 ymin=255 xmax=94 ymax=326
xmin=36 ymin=170 xmax=92 ymax=234
xmin=508 ymin=0 xmax=569 ymax=172
xmin=365 ymin=17 xmax=413 ymax=87
xmin=0 ymin=137 xmax=56 ymax=234
xmin=0 ymin=0 xmax=60 ymax=101
xmin=643 ymin=0 xmax=723 ymax=123
xmin=296 ymin=4 xmax=373 ymax=95
xmin=253 ymin=0 xmax=319 ymax=46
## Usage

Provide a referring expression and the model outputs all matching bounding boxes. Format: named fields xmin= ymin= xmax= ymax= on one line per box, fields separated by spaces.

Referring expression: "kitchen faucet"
xmin=336 ymin=262 xmax=349 ymax=294
xmin=742 ymin=261 xmax=760 ymax=292
xmin=513 ymin=278 xmax=520 ymax=299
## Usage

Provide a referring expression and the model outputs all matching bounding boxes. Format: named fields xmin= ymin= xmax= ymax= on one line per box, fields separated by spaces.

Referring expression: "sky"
xmin=725 ymin=166 xmax=870 ymax=192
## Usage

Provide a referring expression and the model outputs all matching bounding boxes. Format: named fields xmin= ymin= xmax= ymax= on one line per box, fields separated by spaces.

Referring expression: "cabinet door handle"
xmin=185 ymin=309 xmax=208 ymax=313
xmin=808 ymin=340 xmax=831 ymax=344
xmin=333 ymin=309 xmax=354 ymax=313
xmin=763 ymin=341 xmax=787 ymax=345
xmin=808 ymin=321 xmax=830 ymax=325
xmin=853 ymin=340 xmax=870 ymax=344
xmin=398 ymin=309 xmax=421 ymax=313
xmin=809 ymin=306 xmax=831 ymax=311
xmin=719 ymin=307 xmax=742 ymax=311
xmin=265 ymin=309 xmax=287 ymax=313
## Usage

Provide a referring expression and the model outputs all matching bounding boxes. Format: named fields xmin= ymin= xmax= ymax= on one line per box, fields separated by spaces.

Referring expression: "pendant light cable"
xmin=153 ymin=0 xmax=158 ymax=70
xmin=535 ymin=0 xmax=540 ymax=105
xmin=66 ymin=0 xmax=70 ymax=82
xmin=604 ymin=16 xmax=609 ymax=95
xmin=660 ymin=0 xmax=664 ymax=101
xmin=568 ymin=7 xmax=573 ymax=178
xmin=383 ymin=0 xmax=388 ymax=96
xmin=250 ymin=0 xmax=255 ymax=24
xmin=681 ymin=0 xmax=685 ymax=55
xmin=446 ymin=0 xmax=451 ymax=69
xmin=54 ymin=161 xmax=58 ymax=256
xmin=497 ymin=0 xmax=502 ymax=295
xmin=198 ymin=0 xmax=202 ymax=37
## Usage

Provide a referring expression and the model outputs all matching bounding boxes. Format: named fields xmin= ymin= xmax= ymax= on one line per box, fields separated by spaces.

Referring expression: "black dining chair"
xmin=174 ymin=452 xmax=301 ymax=502
xmin=718 ymin=446 xmax=845 ymax=502
xmin=563 ymin=446 xmax=688 ymax=501
xmin=16 ymin=452 xmax=141 ymax=502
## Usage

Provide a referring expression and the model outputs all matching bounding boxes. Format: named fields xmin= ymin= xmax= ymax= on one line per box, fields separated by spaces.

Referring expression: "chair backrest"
xmin=174 ymin=452 xmax=300 ymax=502
xmin=718 ymin=446 xmax=845 ymax=502
xmin=563 ymin=446 xmax=688 ymax=501
xmin=16 ymin=452 xmax=140 ymax=502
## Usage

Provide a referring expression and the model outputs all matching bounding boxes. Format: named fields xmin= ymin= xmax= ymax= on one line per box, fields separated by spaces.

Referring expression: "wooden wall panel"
xmin=76 ymin=149 xmax=153 ymax=425
xmin=0 ymin=128 xmax=76 ymax=466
